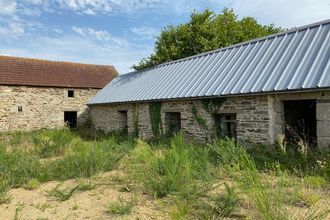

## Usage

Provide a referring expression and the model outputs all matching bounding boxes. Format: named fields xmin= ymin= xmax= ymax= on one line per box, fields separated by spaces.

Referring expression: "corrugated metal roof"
xmin=88 ymin=19 xmax=330 ymax=105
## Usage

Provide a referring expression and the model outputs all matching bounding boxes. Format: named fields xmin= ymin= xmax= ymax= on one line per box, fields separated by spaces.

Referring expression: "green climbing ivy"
xmin=192 ymin=105 xmax=209 ymax=132
xmin=201 ymin=97 xmax=227 ymax=113
xmin=133 ymin=104 xmax=139 ymax=137
xmin=149 ymin=102 xmax=163 ymax=137
xmin=192 ymin=97 xmax=227 ymax=136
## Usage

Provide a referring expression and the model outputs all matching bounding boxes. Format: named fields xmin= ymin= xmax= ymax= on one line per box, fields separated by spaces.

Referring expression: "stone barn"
xmin=0 ymin=56 xmax=117 ymax=131
xmin=88 ymin=20 xmax=330 ymax=147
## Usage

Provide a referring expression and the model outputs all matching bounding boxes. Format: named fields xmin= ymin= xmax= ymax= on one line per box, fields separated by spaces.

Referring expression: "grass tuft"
xmin=107 ymin=196 xmax=135 ymax=216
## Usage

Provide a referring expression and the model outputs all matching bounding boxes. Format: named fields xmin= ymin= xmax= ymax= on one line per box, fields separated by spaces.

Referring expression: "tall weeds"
xmin=127 ymin=134 xmax=211 ymax=198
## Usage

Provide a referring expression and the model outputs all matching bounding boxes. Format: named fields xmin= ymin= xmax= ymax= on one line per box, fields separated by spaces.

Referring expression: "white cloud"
xmin=0 ymin=32 xmax=152 ymax=73
xmin=55 ymin=0 xmax=112 ymax=14
xmin=220 ymin=0 xmax=330 ymax=27
xmin=0 ymin=0 xmax=17 ymax=15
xmin=0 ymin=21 xmax=24 ymax=36
xmin=72 ymin=26 xmax=128 ymax=47
xmin=131 ymin=26 xmax=158 ymax=39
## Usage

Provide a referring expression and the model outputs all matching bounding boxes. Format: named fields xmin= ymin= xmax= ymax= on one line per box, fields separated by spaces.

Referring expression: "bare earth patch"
xmin=0 ymin=171 xmax=170 ymax=220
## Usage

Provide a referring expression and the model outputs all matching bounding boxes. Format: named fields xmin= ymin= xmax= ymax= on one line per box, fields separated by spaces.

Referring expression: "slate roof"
xmin=89 ymin=19 xmax=330 ymax=105
xmin=0 ymin=56 xmax=117 ymax=89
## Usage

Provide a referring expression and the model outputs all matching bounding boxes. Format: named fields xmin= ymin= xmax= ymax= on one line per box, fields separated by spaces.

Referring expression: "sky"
xmin=0 ymin=0 xmax=329 ymax=74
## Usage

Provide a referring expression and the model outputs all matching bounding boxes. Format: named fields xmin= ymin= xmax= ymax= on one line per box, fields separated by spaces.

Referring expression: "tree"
xmin=133 ymin=9 xmax=282 ymax=71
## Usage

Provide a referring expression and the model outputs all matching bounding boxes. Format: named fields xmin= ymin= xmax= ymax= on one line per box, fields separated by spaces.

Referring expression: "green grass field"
xmin=0 ymin=128 xmax=329 ymax=219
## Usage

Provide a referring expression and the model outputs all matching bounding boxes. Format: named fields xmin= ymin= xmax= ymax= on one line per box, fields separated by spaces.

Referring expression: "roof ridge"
xmin=0 ymin=55 xmax=114 ymax=68
xmin=121 ymin=19 xmax=330 ymax=76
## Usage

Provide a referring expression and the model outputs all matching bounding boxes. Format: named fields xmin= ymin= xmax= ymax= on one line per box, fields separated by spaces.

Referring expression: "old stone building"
xmin=0 ymin=56 xmax=117 ymax=131
xmin=88 ymin=20 xmax=330 ymax=147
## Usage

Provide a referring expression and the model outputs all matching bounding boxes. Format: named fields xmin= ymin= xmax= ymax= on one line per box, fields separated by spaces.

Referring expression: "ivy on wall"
xmin=192 ymin=105 xmax=209 ymax=132
xmin=149 ymin=102 xmax=163 ymax=137
xmin=192 ymin=97 xmax=227 ymax=135
xmin=133 ymin=104 xmax=139 ymax=137
xmin=201 ymin=97 xmax=227 ymax=113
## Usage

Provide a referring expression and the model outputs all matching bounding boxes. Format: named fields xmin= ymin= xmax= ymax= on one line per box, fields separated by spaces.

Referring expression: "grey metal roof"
xmin=88 ymin=19 xmax=330 ymax=105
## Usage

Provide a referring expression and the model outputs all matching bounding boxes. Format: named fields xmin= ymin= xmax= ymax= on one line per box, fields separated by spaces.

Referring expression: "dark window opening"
xmin=118 ymin=110 xmax=128 ymax=134
xmin=18 ymin=106 xmax=23 ymax=112
xmin=284 ymin=100 xmax=316 ymax=146
xmin=213 ymin=114 xmax=237 ymax=138
xmin=64 ymin=111 xmax=77 ymax=128
xmin=165 ymin=112 xmax=181 ymax=135
xmin=68 ymin=90 xmax=75 ymax=98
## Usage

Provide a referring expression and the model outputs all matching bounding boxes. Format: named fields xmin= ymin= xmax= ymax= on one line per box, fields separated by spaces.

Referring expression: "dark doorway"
xmin=118 ymin=110 xmax=128 ymax=134
xmin=64 ymin=111 xmax=77 ymax=128
xmin=283 ymin=100 xmax=316 ymax=145
xmin=165 ymin=112 xmax=181 ymax=135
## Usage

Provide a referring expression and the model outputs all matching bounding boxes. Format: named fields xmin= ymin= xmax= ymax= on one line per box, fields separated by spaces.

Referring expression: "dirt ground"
xmin=1 ymin=170 xmax=329 ymax=220
xmin=0 ymin=171 xmax=170 ymax=220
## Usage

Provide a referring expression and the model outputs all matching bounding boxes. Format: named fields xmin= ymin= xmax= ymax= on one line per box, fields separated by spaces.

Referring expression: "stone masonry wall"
xmin=90 ymin=95 xmax=274 ymax=144
xmin=90 ymin=90 xmax=330 ymax=147
xmin=0 ymin=85 xmax=99 ymax=132
xmin=270 ymin=90 xmax=330 ymax=148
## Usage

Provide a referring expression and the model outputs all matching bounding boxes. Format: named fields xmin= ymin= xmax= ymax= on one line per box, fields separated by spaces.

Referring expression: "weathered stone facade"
xmin=0 ymin=85 xmax=99 ymax=131
xmin=89 ymin=90 xmax=330 ymax=147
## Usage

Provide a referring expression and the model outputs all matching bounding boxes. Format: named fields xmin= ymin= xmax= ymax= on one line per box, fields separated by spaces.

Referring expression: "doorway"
xmin=118 ymin=110 xmax=128 ymax=133
xmin=165 ymin=112 xmax=181 ymax=135
xmin=283 ymin=100 xmax=316 ymax=145
xmin=64 ymin=111 xmax=77 ymax=128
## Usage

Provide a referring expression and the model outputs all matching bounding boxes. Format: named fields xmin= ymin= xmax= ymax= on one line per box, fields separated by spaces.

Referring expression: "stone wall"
xmin=0 ymin=85 xmax=99 ymax=131
xmin=271 ymin=90 xmax=330 ymax=148
xmin=90 ymin=90 xmax=330 ymax=147
xmin=90 ymin=95 xmax=273 ymax=144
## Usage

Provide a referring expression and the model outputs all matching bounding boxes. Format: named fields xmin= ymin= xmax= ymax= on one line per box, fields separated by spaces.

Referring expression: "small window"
xmin=68 ymin=90 xmax=74 ymax=98
xmin=165 ymin=112 xmax=181 ymax=135
xmin=18 ymin=106 xmax=23 ymax=112
xmin=118 ymin=111 xmax=128 ymax=133
xmin=213 ymin=114 xmax=237 ymax=138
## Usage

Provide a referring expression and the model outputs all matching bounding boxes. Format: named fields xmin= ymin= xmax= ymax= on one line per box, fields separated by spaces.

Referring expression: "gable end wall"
xmin=0 ymin=85 xmax=99 ymax=131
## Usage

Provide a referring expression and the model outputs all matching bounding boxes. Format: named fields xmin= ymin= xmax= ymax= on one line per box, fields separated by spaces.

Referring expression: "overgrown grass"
xmin=127 ymin=134 xmax=212 ymax=198
xmin=0 ymin=129 xmax=134 ymax=189
xmin=0 ymin=129 xmax=329 ymax=219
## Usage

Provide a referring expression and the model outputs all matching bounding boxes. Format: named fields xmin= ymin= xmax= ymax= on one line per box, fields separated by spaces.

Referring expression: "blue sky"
xmin=0 ymin=0 xmax=329 ymax=74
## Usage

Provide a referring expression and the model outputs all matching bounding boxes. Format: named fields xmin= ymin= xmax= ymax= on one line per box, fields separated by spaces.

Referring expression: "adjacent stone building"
xmin=88 ymin=20 xmax=330 ymax=147
xmin=0 ymin=56 xmax=117 ymax=131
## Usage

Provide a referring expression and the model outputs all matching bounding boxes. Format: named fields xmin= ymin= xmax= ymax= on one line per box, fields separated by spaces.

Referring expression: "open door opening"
xmin=64 ymin=111 xmax=77 ymax=128
xmin=165 ymin=112 xmax=181 ymax=136
xmin=118 ymin=110 xmax=128 ymax=134
xmin=283 ymin=100 xmax=316 ymax=146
